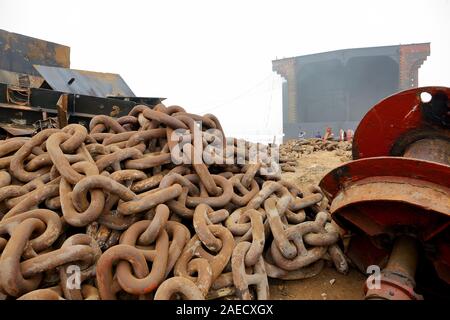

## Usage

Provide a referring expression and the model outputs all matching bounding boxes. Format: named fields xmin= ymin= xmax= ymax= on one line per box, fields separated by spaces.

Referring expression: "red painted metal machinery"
xmin=319 ymin=86 xmax=450 ymax=300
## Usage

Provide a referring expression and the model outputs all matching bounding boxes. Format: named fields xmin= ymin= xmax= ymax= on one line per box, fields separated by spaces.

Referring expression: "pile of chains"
xmin=0 ymin=104 xmax=347 ymax=300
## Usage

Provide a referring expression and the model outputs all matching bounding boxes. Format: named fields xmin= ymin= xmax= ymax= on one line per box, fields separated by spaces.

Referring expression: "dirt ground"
xmin=269 ymin=149 xmax=366 ymax=300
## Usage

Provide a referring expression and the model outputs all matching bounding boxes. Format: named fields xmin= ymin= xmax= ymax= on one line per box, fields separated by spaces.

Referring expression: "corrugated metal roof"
xmin=34 ymin=65 xmax=135 ymax=98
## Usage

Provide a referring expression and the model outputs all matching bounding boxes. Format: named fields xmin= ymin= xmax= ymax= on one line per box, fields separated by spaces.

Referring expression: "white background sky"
xmin=1 ymin=0 xmax=449 ymax=142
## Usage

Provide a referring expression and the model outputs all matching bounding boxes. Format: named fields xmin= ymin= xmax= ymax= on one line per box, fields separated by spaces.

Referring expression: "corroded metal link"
xmin=138 ymin=204 xmax=169 ymax=245
xmin=186 ymin=258 xmax=213 ymax=296
xmin=6 ymin=175 xmax=58 ymax=210
xmin=126 ymin=128 xmax=167 ymax=149
xmin=173 ymin=237 xmax=214 ymax=294
xmin=20 ymin=244 xmax=96 ymax=283
xmin=229 ymin=173 xmax=260 ymax=206
xmin=124 ymin=152 xmax=172 ymax=170
xmin=19 ymin=284 xmax=100 ymax=300
xmin=10 ymin=129 xmax=59 ymax=182
xmin=102 ymin=131 xmax=137 ymax=146
xmin=232 ymin=241 xmax=269 ymax=300
xmin=89 ymin=115 xmax=126 ymax=134
xmin=4 ymin=183 xmax=59 ymax=219
xmin=141 ymin=106 xmax=189 ymax=129
xmin=0 ymin=170 xmax=11 ymax=187
xmin=154 ymin=277 xmax=204 ymax=300
xmin=264 ymin=198 xmax=297 ymax=259
xmin=326 ymin=244 xmax=349 ymax=274
xmin=81 ymin=284 xmax=100 ymax=300
xmin=225 ymin=207 xmax=251 ymax=236
xmin=131 ymin=173 xmax=163 ymax=193
xmin=0 ymin=218 xmax=46 ymax=296
xmin=164 ymin=105 xmax=186 ymax=114
xmin=185 ymin=174 xmax=233 ymax=208
xmin=174 ymin=114 xmax=221 ymax=196
xmin=59 ymin=234 xmax=102 ymax=300
xmin=17 ymin=288 xmax=64 ymax=300
xmin=96 ymin=244 xmax=149 ymax=299
xmin=116 ymin=229 xmax=169 ymax=295
xmin=85 ymin=143 xmax=107 ymax=158
xmin=204 ymin=113 xmax=226 ymax=147
xmin=60 ymin=162 xmax=105 ymax=227
xmin=164 ymin=221 xmax=191 ymax=277
xmin=264 ymin=250 xmax=325 ymax=280
xmin=89 ymin=132 xmax=113 ymax=143
xmin=119 ymin=218 xmax=189 ymax=278
xmin=289 ymin=193 xmax=323 ymax=211
xmin=303 ymin=222 xmax=339 ymax=247
xmin=95 ymin=147 xmax=143 ymax=172
xmin=60 ymin=124 xmax=88 ymax=153
xmin=172 ymin=112 xmax=217 ymax=129
xmin=279 ymin=180 xmax=303 ymax=197
xmin=47 ymin=132 xmax=86 ymax=184
xmin=160 ymin=172 xmax=200 ymax=196
xmin=0 ymin=138 xmax=29 ymax=158
xmin=117 ymin=115 xmax=139 ymax=128
xmin=190 ymin=225 xmax=234 ymax=282
xmin=193 ymin=204 xmax=223 ymax=251
xmin=241 ymin=163 xmax=261 ymax=189
xmin=0 ymin=237 xmax=6 ymax=252
xmin=129 ymin=105 xmax=186 ymax=129
xmin=25 ymin=153 xmax=85 ymax=171
xmin=72 ymin=175 xmax=136 ymax=208
xmin=240 ymin=209 xmax=265 ymax=267
xmin=110 ymin=169 xmax=147 ymax=184
xmin=270 ymin=212 xmax=330 ymax=271
xmin=246 ymin=181 xmax=291 ymax=215
xmin=0 ymin=185 xmax=27 ymax=204
xmin=164 ymin=186 xmax=194 ymax=218
xmin=285 ymin=208 xmax=306 ymax=224
xmin=0 ymin=209 xmax=62 ymax=252
xmin=117 ymin=184 xmax=182 ymax=216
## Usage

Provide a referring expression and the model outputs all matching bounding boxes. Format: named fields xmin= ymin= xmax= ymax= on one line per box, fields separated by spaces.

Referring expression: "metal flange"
xmin=319 ymin=157 xmax=450 ymax=286
xmin=352 ymin=86 xmax=450 ymax=161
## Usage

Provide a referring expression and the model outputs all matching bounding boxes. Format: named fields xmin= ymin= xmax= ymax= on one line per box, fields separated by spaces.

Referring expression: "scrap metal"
xmin=320 ymin=86 xmax=450 ymax=300
xmin=0 ymin=103 xmax=347 ymax=300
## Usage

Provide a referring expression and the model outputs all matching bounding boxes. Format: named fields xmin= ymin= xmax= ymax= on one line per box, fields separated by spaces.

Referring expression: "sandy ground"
xmin=268 ymin=149 xmax=366 ymax=300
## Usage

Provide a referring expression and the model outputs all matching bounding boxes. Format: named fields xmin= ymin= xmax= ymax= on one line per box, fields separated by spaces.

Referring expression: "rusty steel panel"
xmin=0 ymin=29 xmax=70 ymax=76
xmin=0 ymin=69 xmax=44 ymax=88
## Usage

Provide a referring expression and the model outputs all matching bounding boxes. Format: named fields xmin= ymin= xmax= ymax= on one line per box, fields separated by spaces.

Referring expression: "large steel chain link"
xmin=0 ymin=103 xmax=348 ymax=300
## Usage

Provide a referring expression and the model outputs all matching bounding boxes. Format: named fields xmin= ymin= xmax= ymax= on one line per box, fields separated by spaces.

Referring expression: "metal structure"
xmin=34 ymin=65 xmax=135 ymax=98
xmin=320 ymin=87 xmax=450 ymax=299
xmin=273 ymin=43 xmax=430 ymax=140
xmin=0 ymin=29 xmax=164 ymax=136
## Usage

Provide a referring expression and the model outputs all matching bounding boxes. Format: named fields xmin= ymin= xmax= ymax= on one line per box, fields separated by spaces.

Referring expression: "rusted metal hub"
xmin=320 ymin=87 xmax=450 ymax=298
xmin=320 ymin=157 xmax=450 ymax=297
xmin=352 ymin=86 xmax=450 ymax=163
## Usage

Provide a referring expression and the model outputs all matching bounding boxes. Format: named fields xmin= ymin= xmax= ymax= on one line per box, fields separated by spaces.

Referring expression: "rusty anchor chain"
xmin=0 ymin=103 xmax=347 ymax=300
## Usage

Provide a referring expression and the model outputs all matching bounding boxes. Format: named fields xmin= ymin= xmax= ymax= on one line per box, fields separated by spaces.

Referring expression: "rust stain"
xmin=54 ymin=46 xmax=70 ymax=68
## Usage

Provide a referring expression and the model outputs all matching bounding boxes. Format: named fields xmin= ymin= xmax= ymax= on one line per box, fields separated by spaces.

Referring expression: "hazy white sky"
xmin=0 ymin=0 xmax=449 ymax=141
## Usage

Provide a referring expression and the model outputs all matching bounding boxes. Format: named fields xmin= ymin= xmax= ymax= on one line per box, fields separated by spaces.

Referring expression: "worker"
xmin=339 ymin=129 xmax=345 ymax=141
xmin=323 ymin=127 xmax=334 ymax=141
xmin=346 ymin=129 xmax=354 ymax=141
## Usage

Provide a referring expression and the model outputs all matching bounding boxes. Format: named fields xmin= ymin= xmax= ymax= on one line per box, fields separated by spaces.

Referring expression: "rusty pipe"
xmin=364 ymin=236 xmax=422 ymax=300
